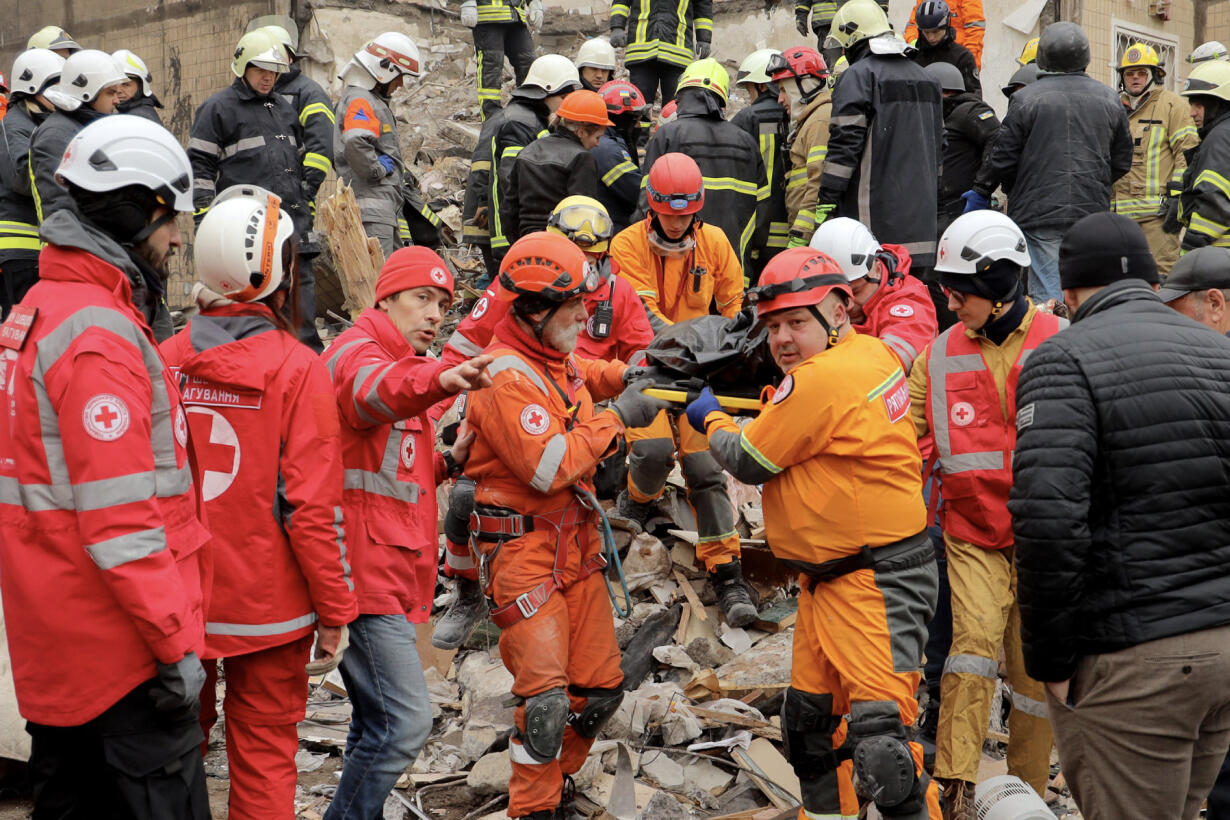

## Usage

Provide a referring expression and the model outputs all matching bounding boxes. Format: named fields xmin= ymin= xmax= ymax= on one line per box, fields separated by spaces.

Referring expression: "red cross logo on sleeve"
xmin=82 ymin=394 xmax=131 ymax=441
xmin=520 ymin=403 xmax=550 ymax=435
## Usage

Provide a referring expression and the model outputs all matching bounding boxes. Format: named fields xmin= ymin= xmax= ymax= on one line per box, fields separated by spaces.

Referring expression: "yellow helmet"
xmin=27 ymin=25 xmax=80 ymax=54
xmin=547 ymin=196 xmax=614 ymax=253
xmin=825 ymin=0 xmax=892 ymax=51
xmin=677 ymin=57 xmax=730 ymax=105
xmin=1017 ymin=36 xmax=1039 ymax=65
xmin=231 ymin=29 xmax=290 ymax=78
xmin=1182 ymin=59 xmax=1230 ymax=103
xmin=1119 ymin=42 xmax=1165 ymax=77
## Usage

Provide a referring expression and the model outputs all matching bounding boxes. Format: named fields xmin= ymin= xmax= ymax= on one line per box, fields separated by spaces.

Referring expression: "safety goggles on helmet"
xmin=745 ymin=272 xmax=849 ymax=306
xmin=366 ymin=42 xmax=420 ymax=76
xmin=548 ymin=202 xmax=614 ymax=250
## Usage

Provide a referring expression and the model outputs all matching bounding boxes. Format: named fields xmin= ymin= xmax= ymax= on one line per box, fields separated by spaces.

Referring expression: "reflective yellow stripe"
xmin=703 ymin=176 xmax=758 ymax=196
xmin=602 ymin=160 xmax=637 ymax=187
xmin=0 ymin=237 xmax=41 ymax=251
xmin=635 ymin=0 xmax=651 ymax=52
xmin=29 ymin=158 xmax=43 ymax=225
xmin=1189 ymin=212 xmax=1228 ymax=238
xmin=738 ymin=433 xmax=781 ymax=475
xmin=794 ymin=210 xmax=817 ymax=232
xmin=420 ymin=204 xmax=441 ymax=226
xmin=397 ymin=218 xmax=412 ymax=242
xmin=299 ymin=101 xmax=336 ymax=127
xmin=807 ymin=145 xmax=828 ymax=164
xmin=611 ymin=2 xmax=630 ymax=14
xmin=673 ymin=0 xmax=688 ymax=53
xmin=867 ymin=368 xmax=904 ymax=401
xmin=1195 ymin=169 xmax=1230 ymax=200
xmin=1171 ymin=125 xmax=1198 ymax=145
xmin=1144 ymin=123 xmax=1165 ymax=198
xmin=0 ymin=221 xmax=39 ymax=236
xmin=303 ymin=152 xmax=332 ymax=173
xmin=758 ymin=132 xmax=775 ymax=199
xmin=695 ymin=17 xmax=713 ymax=31
xmin=786 ymin=167 xmax=809 ymax=190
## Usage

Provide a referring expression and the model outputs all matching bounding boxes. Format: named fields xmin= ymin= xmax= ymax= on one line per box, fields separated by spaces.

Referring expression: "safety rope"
xmin=574 ymin=485 xmax=633 ymax=618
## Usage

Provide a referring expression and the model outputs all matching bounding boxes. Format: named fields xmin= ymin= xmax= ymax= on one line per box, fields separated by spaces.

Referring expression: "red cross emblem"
xmin=82 ymin=394 xmax=130 ymax=441
xmin=187 ymin=407 xmax=241 ymax=501
xmin=951 ymin=401 xmax=976 ymax=427
xmin=520 ymin=403 xmax=550 ymax=435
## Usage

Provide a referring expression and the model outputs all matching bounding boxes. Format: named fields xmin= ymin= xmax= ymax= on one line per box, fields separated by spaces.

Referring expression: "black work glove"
xmin=610 ymin=28 xmax=627 ymax=48
xmin=1162 ymin=197 xmax=1183 ymax=234
xmin=149 ymin=652 xmax=206 ymax=715
xmin=621 ymin=365 xmax=665 ymax=386
xmin=795 ymin=8 xmax=810 ymax=36
xmin=609 ymin=378 xmax=671 ymax=428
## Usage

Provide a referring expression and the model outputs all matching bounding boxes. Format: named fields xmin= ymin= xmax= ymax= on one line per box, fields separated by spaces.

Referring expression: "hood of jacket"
xmin=180 ymin=302 xmax=283 ymax=390
xmin=40 ymin=208 xmax=142 ymax=280
xmin=1072 ymin=278 xmax=1160 ymax=323
xmin=676 ymin=87 xmax=725 ymax=119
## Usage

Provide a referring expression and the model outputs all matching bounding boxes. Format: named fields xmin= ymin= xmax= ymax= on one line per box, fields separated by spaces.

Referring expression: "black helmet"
xmin=1037 ymin=22 xmax=1090 ymax=74
xmin=1001 ymin=63 xmax=1039 ymax=97
xmin=925 ymin=61 xmax=965 ymax=93
xmin=915 ymin=0 xmax=950 ymax=30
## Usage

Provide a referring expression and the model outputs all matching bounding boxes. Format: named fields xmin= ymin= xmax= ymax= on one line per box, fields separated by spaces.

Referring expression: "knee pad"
xmin=567 ymin=686 xmax=623 ymax=739
xmin=679 ymin=451 xmax=725 ymax=494
xmin=443 ymin=477 xmax=476 ymax=546
xmin=852 ymin=735 xmax=919 ymax=811
xmin=781 ymin=688 xmax=846 ymax=780
xmin=520 ymin=688 xmax=569 ymax=763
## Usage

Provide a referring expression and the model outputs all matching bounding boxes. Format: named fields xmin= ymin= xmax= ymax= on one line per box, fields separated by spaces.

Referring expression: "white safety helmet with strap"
xmin=231 ymin=29 xmax=290 ymax=78
xmin=826 ymin=0 xmax=892 ymax=50
xmin=1190 ymin=41 xmax=1230 ymax=65
xmin=58 ymin=49 xmax=127 ymax=103
xmin=195 ymin=184 xmax=296 ymax=302
xmin=935 ymin=210 xmax=1030 ymax=276
xmin=10 ymin=49 xmax=65 ymax=97
xmin=55 ymin=115 xmax=194 ymax=212
xmin=353 ymin=32 xmax=422 ymax=85
xmin=522 ymin=53 xmax=582 ymax=96
xmin=809 ymin=217 xmax=884 ymax=281
xmin=575 ymin=38 xmax=617 ymax=71
xmin=736 ymin=48 xmax=782 ymax=86
xmin=111 ymin=49 xmax=153 ymax=96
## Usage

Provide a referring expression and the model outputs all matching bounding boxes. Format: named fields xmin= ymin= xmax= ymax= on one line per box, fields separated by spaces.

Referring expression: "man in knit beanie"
xmin=1009 ymin=211 xmax=1230 ymax=818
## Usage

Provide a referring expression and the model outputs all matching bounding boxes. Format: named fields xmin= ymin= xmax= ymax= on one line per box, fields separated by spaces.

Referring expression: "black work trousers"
xmin=26 ymin=679 xmax=209 ymax=820
xmin=474 ymin=21 xmax=535 ymax=120
xmin=628 ymin=60 xmax=685 ymax=108
xmin=0 ymin=255 xmax=38 ymax=320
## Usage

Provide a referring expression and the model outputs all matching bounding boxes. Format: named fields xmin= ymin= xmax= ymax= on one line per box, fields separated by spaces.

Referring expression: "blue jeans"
xmin=324 ymin=615 xmax=433 ymax=820
xmin=1023 ymin=227 xmax=1066 ymax=303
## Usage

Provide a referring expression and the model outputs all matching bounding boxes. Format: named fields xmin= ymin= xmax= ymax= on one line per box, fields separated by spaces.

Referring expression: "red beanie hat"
xmin=374 ymin=246 xmax=455 ymax=304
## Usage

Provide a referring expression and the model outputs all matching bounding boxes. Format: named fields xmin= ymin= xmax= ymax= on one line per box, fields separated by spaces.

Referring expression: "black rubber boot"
xmin=430 ymin=576 xmax=487 ymax=650
xmin=611 ymin=489 xmax=657 ymax=534
xmin=710 ymin=558 xmax=758 ymax=628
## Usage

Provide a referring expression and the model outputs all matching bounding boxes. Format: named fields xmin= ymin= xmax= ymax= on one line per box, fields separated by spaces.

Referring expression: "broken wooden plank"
xmin=731 ymin=746 xmax=798 ymax=810
xmin=689 ymin=705 xmax=783 ymax=741
xmin=674 ymin=602 xmax=691 ymax=645
xmin=732 ymin=737 xmax=802 ymax=809
xmin=316 ymin=182 xmax=383 ymax=317
xmin=752 ymin=598 xmax=798 ymax=634
xmin=673 ymin=568 xmax=708 ymax=622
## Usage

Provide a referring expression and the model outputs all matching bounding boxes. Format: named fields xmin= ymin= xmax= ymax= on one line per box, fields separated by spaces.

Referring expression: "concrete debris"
xmin=639 ymin=789 xmax=690 ymax=820
xmin=639 ymin=750 xmax=686 ymax=791
xmin=466 ymin=751 xmax=512 ymax=795
xmin=457 ymin=651 xmax=516 ymax=732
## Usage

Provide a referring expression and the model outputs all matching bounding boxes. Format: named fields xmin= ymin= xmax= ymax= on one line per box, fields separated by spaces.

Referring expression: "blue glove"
xmin=961 ymin=189 xmax=989 ymax=213
xmin=378 ymin=154 xmax=397 ymax=176
xmin=685 ymin=387 xmax=722 ymax=432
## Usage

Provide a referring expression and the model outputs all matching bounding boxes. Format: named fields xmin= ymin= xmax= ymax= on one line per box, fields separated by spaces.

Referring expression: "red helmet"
xmin=769 ymin=47 xmax=829 ymax=84
xmin=498 ymin=231 xmax=598 ymax=303
xmin=747 ymin=247 xmax=851 ymax=319
xmin=599 ymin=80 xmax=646 ymax=116
xmin=645 ymin=152 xmax=704 ymax=216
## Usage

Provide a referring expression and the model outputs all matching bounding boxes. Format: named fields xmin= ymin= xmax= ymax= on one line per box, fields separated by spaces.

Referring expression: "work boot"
xmin=915 ymin=696 xmax=940 ymax=773
xmin=610 ymin=489 xmax=656 ymax=534
xmin=710 ymin=558 xmax=758 ymax=628
xmin=936 ymin=777 xmax=976 ymax=820
xmin=430 ymin=576 xmax=487 ymax=650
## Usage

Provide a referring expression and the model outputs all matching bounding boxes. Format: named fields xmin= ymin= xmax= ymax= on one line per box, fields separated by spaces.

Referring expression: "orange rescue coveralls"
xmin=463 ymin=312 xmax=628 ymax=817
xmin=609 ymin=218 xmax=745 ymax=570
xmin=700 ymin=330 xmax=941 ymax=820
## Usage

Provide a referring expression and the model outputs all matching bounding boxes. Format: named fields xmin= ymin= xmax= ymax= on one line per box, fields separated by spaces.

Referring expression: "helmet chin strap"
xmin=806 ymin=304 xmax=841 ymax=347
xmin=127 ymin=209 xmax=174 ymax=248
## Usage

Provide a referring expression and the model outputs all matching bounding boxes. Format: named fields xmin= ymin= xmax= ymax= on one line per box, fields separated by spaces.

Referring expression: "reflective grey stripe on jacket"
xmin=207 ymin=612 xmax=318 ymax=637
xmin=486 ymin=353 xmax=574 ymax=492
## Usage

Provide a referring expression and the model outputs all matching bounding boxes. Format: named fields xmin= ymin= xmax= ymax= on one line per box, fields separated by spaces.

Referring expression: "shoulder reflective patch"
xmin=83 ymin=394 xmax=131 ymax=441
xmin=344 ymin=98 xmax=381 ymax=137
xmin=771 ymin=374 xmax=794 ymax=404
xmin=978 ymin=110 xmax=994 ymax=120
xmin=1017 ymin=401 xmax=1035 ymax=431
xmin=888 ymin=303 xmax=915 ymax=318
xmin=520 ymin=403 xmax=551 ymax=435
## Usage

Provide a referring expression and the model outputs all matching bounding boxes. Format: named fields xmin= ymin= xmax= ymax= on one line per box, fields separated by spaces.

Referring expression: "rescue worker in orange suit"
xmin=0 ymin=116 xmax=211 ymax=818
xmin=160 ymin=185 xmax=359 ymax=819
xmin=810 ymin=216 xmax=938 ymax=374
xmin=324 ymin=247 xmax=494 ymax=818
xmin=904 ymin=0 xmax=986 ymax=68
xmin=464 ymin=232 xmax=670 ymax=819
xmin=432 ymin=196 xmax=653 ymax=650
xmin=907 ymin=211 xmax=1061 ymax=818
xmin=687 ymin=247 xmax=942 ymax=820
xmin=608 ymin=152 xmax=758 ymax=627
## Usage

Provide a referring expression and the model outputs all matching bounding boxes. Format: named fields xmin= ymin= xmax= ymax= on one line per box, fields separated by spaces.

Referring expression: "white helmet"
xmin=1190 ymin=41 xmax=1230 ymax=64
xmin=59 ymin=49 xmax=126 ymax=103
xmin=10 ymin=49 xmax=65 ymax=97
xmin=247 ymin=15 xmax=300 ymax=55
xmin=737 ymin=49 xmax=782 ymax=86
xmin=973 ymin=776 xmax=1053 ymax=820
xmin=112 ymin=49 xmax=153 ymax=97
xmin=231 ymin=29 xmax=290 ymax=78
xmin=575 ymin=38 xmax=617 ymax=71
xmin=353 ymin=32 xmax=422 ymax=84
xmin=195 ymin=184 xmax=295 ymax=302
xmin=935 ymin=210 xmax=1030 ymax=275
xmin=56 ymin=115 xmax=194 ymax=212
xmin=809 ymin=217 xmax=882 ymax=281
xmin=522 ymin=53 xmax=582 ymax=96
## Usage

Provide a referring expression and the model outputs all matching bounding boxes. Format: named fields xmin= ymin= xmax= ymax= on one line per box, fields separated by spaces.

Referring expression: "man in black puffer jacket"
xmin=1009 ymin=212 xmax=1230 ymax=820
xmin=966 ymin=22 xmax=1131 ymax=304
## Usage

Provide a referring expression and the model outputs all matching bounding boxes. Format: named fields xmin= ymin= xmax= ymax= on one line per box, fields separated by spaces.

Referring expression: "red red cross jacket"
xmin=324 ymin=309 xmax=452 ymax=620
xmin=0 ymin=243 xmax=209 ymax=726
xmin=161 ymin=302 xmax=358 ymax=659
xmin=850 ymin=244 xmax=939 ymax=375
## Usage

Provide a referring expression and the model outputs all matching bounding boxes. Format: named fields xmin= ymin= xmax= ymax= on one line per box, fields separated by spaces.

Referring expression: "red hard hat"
xmin=498 ymin=231 xmax=598 ymax=302
xmin=645 ymin=152 xmax=704 ymax=216
xmin=599 ymin=80 xmax=647 ymax=116
xmin=555 ymin=89 xmax=614 ymax=126
xmin=769 ymin=47 xmax=829 ymax=83
xmin=748 ymin=247 xmax=851 ymax=319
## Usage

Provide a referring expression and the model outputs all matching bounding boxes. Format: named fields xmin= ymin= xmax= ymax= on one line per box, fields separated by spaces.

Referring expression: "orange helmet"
xmin=747 ymin=247 xmax=851 ymax=319
xmin=555 ymin=89 xmax=614 ymax=126
xmin=645 ymin=152 xmax=704 ymax=215
xmin=498 ymin=231 xmax=598 ymax=303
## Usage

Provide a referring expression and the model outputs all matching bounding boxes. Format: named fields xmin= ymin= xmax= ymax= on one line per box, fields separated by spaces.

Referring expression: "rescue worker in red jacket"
xmin=433 ymin=196 xmax=654 ymax=650
xmin=810 ymin=216 xmax=939 ymax=374
xmin=464 ymin=232 xmax=669 ymax=819
xmin=686 ymin=247 xmax=942 ymax=820
xmin=907 ymin=211 xmax=1062 ymax=818
xmin=324 ymin=247 xmax=494 ymax=818
xmin=0 ymin=116 xmax=211 ymax=818
xmin=160 ymin=185 xmax=359 ymax=820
